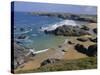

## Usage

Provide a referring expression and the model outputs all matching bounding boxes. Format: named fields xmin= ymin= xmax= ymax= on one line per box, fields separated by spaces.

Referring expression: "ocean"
xmin=14 ymin=12 xmax=88 ymax=51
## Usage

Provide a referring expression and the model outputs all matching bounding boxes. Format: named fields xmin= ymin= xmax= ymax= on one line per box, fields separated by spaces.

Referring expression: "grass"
xmin=15 ymin=57 xmax=97 ymax=74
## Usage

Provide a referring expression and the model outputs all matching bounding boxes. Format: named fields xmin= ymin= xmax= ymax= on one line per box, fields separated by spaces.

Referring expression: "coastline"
xmin=14 ymin=23 xmax=97 ymax=73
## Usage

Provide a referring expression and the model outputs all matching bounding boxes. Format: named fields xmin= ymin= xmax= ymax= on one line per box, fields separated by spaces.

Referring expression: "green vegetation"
xmin=16 ymin=57 xmax=97 ymax=73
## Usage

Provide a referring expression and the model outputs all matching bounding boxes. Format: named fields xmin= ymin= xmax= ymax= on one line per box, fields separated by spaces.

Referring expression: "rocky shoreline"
xmin=13 ymin=23 xmax=97 ymax=73
xmin=44 ymin=25 xmax=91 ymax=36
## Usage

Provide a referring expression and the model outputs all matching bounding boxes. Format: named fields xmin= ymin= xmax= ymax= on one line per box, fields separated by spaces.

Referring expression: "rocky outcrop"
xmin=74 ymin=44 xmax=97 ymax=57
xmin=87 ymin=44 xmax=97 ymax=56
xmin=89 ymin=37 xmax=97 ymax=43
xmin=31 ymin=12 xmax=97 ymax=23
xmin=41 ymin=58 xmax=60 ymax=66
xmin=13 ymin=43 xmax=29 ymax=69
xmin=45 ymin=25 xmax=90 ymax=36
xmin=74 ymin=44 xmax=87 ymax=54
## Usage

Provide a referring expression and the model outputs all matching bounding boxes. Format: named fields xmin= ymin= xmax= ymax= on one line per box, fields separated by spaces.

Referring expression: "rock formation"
xmin=13 ymin=43 xmax=29 ymax=69
xmin=44 ymin=25 xmax=90 ymax=36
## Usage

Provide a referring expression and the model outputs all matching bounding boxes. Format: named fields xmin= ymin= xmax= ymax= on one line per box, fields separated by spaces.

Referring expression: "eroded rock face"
xmin=41 ymin=58 xmax=60 ymax=66
xmin=44 ymin=25 xmax=90 ymax=36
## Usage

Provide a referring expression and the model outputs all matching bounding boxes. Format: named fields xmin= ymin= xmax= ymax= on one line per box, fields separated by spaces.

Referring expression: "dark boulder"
xmin=68 ymin=41 xmax=74 ymax=44
xmin=75 ymin=44 xmax=97 ymax=57
xmin=87 ymin=44 xmax=97 ymax=56
xmin=17 ymin=35 xmax=28 ymax=39
xmin=74 ymin=44 xmax=87 ymax=54
xmin=81 ymin=25 xmax=89 ymax=31
xmin=93 ymin=28 xmax=97 ymax=34
xmin=89 ymin=37 xmax=97 ymax=43
xmin=41 ymin=58 xmax=60 ymax=66
xmin=61 ymin=49 xmax=67 ymax=52
xmin=77 ymin=38 xmax=88 ymax=42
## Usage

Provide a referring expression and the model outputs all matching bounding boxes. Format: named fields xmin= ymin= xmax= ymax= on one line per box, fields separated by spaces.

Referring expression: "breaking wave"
xmin=40 ymin=20 xmax=88 ymax=31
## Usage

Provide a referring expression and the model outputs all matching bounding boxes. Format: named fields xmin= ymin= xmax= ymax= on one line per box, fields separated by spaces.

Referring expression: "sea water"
xmin=14 ymin=12 xmax=88 ymax=51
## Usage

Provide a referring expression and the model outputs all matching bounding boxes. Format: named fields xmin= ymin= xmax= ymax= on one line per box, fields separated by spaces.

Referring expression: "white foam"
xmin=40 ymin=20 xmax=88 ymax=31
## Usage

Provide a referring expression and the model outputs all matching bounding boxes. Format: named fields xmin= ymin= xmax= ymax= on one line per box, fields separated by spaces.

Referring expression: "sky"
xmin=12 ymin=1 xmax=97 ymax=15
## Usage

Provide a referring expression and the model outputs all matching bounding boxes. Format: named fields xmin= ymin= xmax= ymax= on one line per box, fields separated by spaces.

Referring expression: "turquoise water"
xmin=14 ymin=12 xmax=66 ymax=50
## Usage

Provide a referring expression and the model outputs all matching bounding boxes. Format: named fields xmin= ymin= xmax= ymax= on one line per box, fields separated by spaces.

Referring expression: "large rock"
xmin=44 ymin=25 xmax=90 ymax=36
xmin=87 ymin=44 xmax=97 ymax=56
xmin=74 ymin=44 xmax=97 ymax=57
xmin=74 ymin=44 xmax=87 ymax=54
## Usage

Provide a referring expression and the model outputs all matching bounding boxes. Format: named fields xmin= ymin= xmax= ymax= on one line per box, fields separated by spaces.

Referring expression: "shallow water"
xmin=14 ymin=12 xmax=88 ymax=51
